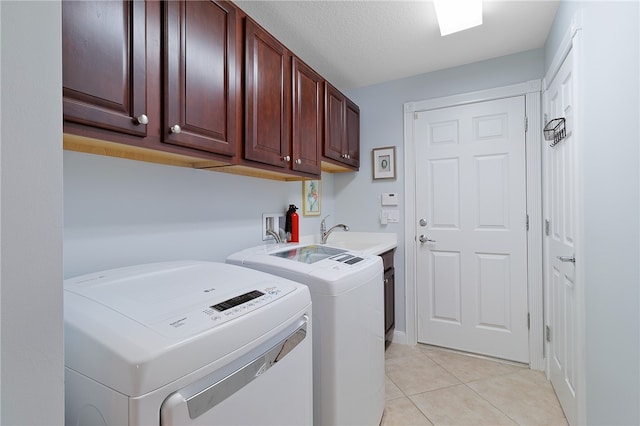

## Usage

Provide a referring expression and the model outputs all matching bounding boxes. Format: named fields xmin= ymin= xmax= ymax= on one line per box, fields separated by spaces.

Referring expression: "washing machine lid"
xmin=64 ymin=260 xmax=310 ymax=397
xmin=226 ymin=244 xmax=383 ymax=295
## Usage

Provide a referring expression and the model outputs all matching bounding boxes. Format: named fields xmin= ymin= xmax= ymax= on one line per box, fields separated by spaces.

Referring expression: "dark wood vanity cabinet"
xmin=62 ymin=0 xmax=147 ymax=137
xmin=163 ymin=0 xmax=237 ymax=156
xmin=380 ymin=249 xmax=396 ymax=344
xmin=324 ymin=82 xmax=360 ymax=169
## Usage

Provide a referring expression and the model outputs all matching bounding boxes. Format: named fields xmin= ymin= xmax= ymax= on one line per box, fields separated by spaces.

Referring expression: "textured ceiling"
xmin=235 ymin=0 xmax=559 ymax=90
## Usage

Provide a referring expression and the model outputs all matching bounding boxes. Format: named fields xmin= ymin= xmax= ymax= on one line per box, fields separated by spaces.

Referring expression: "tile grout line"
xmin=384 ymin=344 xmax=567 ymax=426
xmin=462 ymin=372 xmax=524 ymax=425
xmin=424 ymin=349 xmax=526 ymax=425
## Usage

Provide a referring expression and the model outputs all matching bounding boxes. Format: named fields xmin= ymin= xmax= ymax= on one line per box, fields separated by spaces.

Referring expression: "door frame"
xmin=403 ymin=80 xmax=545 ymax=370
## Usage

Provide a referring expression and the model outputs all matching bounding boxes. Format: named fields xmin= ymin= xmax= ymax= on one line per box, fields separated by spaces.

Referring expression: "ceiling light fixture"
xmin=433 ymin=0 xmax=483 ymax=36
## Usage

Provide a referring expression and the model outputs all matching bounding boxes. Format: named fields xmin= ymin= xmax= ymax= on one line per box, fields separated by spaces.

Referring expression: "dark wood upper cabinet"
xmin=62 ymin=0 xmax=147 ymax=136
xmin=345 ymin=98 xmax=360 ymax=168
xmin=291 ymin=57 xmax=323 ymax=175
xmin=324 ymin=83 xmax=345 ymax=163
xmin=163 ymin=0 xmax=237 ymax=156
xmin=324 ymin=82 xmax=359 ymax=169
xmin=244 ymin=18 xmax=291 ymax=168
xmin=62 ymin=0 xmax=358 ymax=180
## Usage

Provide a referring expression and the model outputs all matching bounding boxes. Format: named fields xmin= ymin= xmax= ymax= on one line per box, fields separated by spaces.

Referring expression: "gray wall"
xmin=545 ymin=1 xmax=640 ymax=424
xmin=0 ymin=1 xmax=64 ymax=424
xmin=64 ymin=152 xmax=338 ymax=277
xmin=341 ymin=49 xmax=545 ymax=333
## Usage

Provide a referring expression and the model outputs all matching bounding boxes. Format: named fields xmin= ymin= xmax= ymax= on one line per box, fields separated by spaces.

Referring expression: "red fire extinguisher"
xmin=286 ymin=204 xmax=299 ymax=243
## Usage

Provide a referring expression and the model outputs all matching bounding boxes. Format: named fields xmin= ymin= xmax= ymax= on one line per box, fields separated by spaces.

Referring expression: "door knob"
xmin=419 ymin=235 xmax=436 ymax=243
xmin=557 ymin=255 xmax=575 ymax=263
xmin=419 ymin=218 xmax=427 ymax=227
xmin=170 ymin=124 xmax=181 ymax=134
xmin=282 ymin=155 xmax=291 ymax=162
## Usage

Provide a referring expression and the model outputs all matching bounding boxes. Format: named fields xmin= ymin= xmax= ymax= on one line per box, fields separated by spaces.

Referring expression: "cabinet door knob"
xmin=170 ymin=124 xmax=181 ymax=134
xmin=135 ymin=114 xmax=148 ymax=125
xmin=295 ymin=158 xmax=302 ymax=165
xmin=282 ymin=155 xmax=291 ymax=162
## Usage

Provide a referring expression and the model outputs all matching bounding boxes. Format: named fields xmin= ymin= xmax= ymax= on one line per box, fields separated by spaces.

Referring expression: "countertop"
xmin=299 ymin=232 xmax=397 ymax=256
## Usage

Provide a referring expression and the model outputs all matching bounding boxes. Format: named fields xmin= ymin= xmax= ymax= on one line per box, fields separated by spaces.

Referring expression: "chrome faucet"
xmin=320 ymin=215 xmax=349 ymax=244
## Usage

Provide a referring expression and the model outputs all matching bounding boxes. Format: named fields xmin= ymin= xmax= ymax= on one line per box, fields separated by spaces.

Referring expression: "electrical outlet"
xmin=262 ymin=213 xmax=284 ymax=241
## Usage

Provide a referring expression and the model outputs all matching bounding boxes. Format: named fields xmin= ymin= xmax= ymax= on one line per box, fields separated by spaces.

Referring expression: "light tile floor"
xmin=381 ymin=343 xmax=568 ymax=426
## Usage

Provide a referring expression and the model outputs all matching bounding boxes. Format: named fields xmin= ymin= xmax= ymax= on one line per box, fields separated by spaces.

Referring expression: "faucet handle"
xmin=320 ymin=214 xmax=330 ymax=232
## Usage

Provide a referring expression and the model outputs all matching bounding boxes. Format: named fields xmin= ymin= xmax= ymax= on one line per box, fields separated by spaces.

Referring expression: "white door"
xmin=545 ymin=48 xmax=578 ymax=425
xmin=414 ymin=96 xmax=529 ymax=363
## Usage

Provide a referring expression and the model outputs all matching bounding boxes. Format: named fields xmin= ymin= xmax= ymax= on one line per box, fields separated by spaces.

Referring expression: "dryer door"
xmin=160 ymin=317 xmax=312 ymax=425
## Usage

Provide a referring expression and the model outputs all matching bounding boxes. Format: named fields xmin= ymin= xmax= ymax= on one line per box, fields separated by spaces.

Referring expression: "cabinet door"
xmin=292 ymin=57 xmax=322 ymax=175
xmin=345 ymin=98 xmax=360 ymax=168
xmin=244 ymin=18 xmax=291 ymax=167
xmin=62 ymin=0 xmax=147 ymax=136
xmin=323 ymin=83 xmax=346 ymax=163
xmin=384 ymin=267 xmax=395 ymax=340
xmin=164 ymin=0 xmax=237 ymax=156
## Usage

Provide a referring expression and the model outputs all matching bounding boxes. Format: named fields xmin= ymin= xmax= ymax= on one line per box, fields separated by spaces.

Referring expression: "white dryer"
xmin=227 ymin=244 xmax=385 ymax=426
xmin=64 ymin=260 xmax=312 ymax=426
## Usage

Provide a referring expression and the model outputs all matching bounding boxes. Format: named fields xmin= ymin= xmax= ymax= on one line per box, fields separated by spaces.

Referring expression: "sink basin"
xmin=270 ymin=244 xmax=347 ymax=264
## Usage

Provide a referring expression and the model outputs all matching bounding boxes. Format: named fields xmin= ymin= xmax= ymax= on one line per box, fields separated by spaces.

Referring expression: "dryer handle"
xmin=169 ymin=316 xmax=309 ymax=420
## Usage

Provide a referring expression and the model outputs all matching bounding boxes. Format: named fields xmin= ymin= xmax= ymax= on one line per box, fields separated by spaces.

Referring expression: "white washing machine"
xmin=227 ymin=244 xmax=385 ymax=426
xmin=64 ymin=260 xmax=313 ymax=426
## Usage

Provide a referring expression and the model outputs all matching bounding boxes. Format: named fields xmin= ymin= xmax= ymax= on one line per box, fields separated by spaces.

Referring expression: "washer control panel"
xmin=330 ymin=253 xmax=365 ymax=265
xmin=156 ymin=282 xmax=294 ymax=338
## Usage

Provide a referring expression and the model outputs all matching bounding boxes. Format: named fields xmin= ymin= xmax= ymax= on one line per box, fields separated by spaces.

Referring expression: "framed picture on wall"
xmin=372 ymin=146 xmax=396 ymax=180
xmin=302 ymin=179 xmax=321 ymax=216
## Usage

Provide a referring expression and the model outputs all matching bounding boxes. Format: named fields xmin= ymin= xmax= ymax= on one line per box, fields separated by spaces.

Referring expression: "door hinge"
xmin=526 ymin=214 xmax=529 ymax=231
xmin=545 ymin=219 xmax=550 ymax=236
xmin=524 ymin=116 xmax=528 ymax=132
xmin=527 ymin=313 xmax=530 ymax=330
xmin=414 ymin=112 xmax=419 ymax=120
xmin=546 ymin=325 xmax=551 ymax=342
